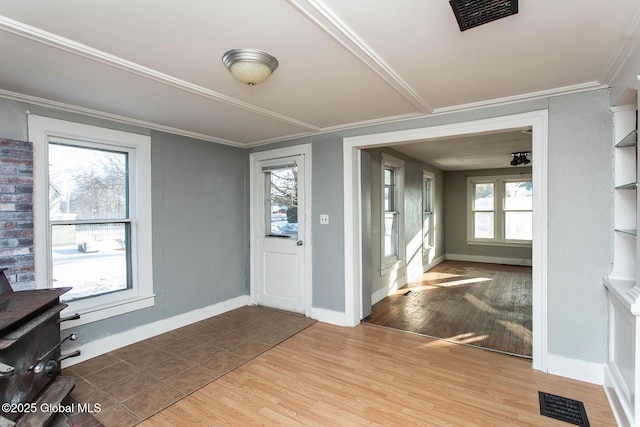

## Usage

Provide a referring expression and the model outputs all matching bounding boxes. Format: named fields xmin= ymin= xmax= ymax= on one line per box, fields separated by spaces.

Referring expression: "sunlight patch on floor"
xmin=498 ymin=319 xmax=532 ymax=337
xmin=447 ymin=332 xmax=490 ymax=345
xmin=400 ymin=277 xmax=492 ymax=294
xmin=464 ymin=293 xmax=498 ymax=314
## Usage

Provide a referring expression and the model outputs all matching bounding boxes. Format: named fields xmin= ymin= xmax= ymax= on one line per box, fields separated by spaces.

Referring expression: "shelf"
xmin=615 ymin=182 xmax=638 ymax=190
xmin=615 ymin=228 xmax=637 ymax=236
xmin=603 ymin=277 xmax=639 ymax=312
xmin=615 ymin=129 xmax=637 ymax=148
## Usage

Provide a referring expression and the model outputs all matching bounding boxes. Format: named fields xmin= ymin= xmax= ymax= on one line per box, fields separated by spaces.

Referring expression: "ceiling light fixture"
xmin=510 ymin=151 xmax=531 ymax=166
xmin=222 ymin=48 xmax=279 ymax=86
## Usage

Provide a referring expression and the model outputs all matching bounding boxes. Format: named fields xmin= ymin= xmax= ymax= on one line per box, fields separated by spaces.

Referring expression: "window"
xmin=381 ymin=154 xmax=404 ymax=270
xmin=263 ymin=161 xmax=298 ymax=239
xmin=423 ymin=171 xmax=435 ymax=251
xmin=29 ymin=115 xmax=153 ymax=326
xmin=384 ymin=167 xmax=398 ymax=258
xmin=472 ymin=181 xmax=495 ymax=239
xmin=467 ymin=174 xmax=532 ymax=246
xmin=504 ymin=180 xmax=533 ymax=240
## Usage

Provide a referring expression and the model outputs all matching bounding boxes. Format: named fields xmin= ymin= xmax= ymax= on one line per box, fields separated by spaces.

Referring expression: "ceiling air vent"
xmin=449 ymin=0 xmax=518 ymax=31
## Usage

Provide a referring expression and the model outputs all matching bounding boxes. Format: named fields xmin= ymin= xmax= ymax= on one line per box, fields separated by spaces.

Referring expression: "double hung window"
xmin=29 ymin=116 xmax=153 ymax=326
xmin=423 ymin=171 xmax=435 ymax=250
xmin=468 ymin=174 xmax=532 ymax=245
xmin=381 ymin=154 xmax=404 ymax=270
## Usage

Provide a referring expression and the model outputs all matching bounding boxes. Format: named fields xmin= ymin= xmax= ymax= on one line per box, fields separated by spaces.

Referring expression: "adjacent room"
xmin=361 ymin=130 xmax=534 ymax=358
xmin=0 ymin=1 xmax=639 ymax=426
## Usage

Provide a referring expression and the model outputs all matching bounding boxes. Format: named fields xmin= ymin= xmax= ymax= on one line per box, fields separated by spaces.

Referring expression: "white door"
xmin=252 ymin=150 xmax=309 ymax=314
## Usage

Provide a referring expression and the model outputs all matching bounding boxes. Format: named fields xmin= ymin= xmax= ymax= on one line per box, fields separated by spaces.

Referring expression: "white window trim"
xmin=381 ymin=153 xmax=405 ymax=274
xmin=29 ymin=115 xmax=154 ymax=328
xmin=422 ymin=170 xmax=435 ymax=252
xmin=467 ymin=174 xmax=532 ymax=248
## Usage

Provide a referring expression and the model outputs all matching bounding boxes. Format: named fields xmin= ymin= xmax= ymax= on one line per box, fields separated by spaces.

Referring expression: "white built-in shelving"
xmin=604 ymin=101 xmax=640 ymax=427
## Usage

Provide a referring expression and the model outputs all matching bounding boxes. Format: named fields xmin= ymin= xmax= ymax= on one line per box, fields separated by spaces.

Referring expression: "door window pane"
xmin=265 ymin=165 xmax=298 ymax=238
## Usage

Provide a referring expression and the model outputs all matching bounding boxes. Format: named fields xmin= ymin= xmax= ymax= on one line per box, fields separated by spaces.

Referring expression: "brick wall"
xmin=0 ymin=139 xmax=34 ymax=291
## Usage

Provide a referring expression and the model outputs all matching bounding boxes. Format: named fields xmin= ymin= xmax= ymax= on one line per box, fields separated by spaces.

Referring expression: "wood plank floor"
xmin=364 ymin=260 xmax=532 ymax=357
xmin=140 ymin=322 xmax=615 ymax=426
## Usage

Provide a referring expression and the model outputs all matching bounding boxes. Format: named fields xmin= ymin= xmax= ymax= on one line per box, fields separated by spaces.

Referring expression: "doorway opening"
xmin=343 ymin=111 xmax=548 ymax=371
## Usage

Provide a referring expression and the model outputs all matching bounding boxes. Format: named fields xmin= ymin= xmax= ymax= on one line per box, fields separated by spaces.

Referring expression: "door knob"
xmin=296 ymin=240 xmax=303 ymax=246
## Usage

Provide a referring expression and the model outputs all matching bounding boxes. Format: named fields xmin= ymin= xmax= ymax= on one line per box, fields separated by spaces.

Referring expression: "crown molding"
xmin=0 ymin=15 xmax=320 ymax=134
xmin=599 ymin=2 xmax=640 ymax=86
xmin=432 ymin=81 xmax=608 ymax=115
xmin=0 ymin=88 xmax=245 ymax=147
xmin=286 ymin=0 xmax=434 ymax=114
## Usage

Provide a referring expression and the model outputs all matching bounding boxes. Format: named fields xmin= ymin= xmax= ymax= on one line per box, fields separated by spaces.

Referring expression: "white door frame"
xmin=250 ymin=144 xmax=312 ymax=316
xmin=342 ymin=110 xmax=549 ymax=372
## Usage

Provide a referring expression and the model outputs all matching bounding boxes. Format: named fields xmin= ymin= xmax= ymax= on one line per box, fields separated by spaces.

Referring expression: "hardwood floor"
xmin=141 ymin=322 xmax=615 ymax=426
xmin=364 ymin=260 xmax=532 ymax=357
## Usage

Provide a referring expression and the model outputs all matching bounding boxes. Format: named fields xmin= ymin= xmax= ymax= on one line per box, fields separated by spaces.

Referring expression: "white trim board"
xmin=446 ymin=253 xmax=532 ymax=267
xmin=310 ymin=307 xmax=347 ymax=327
xmin=343 ymin=110 xmax=549 ymax=372
xmin=546 ymin=354 xmax=605 ymax=385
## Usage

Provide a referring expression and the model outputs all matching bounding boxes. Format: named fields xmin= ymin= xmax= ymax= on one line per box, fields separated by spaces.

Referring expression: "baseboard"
xmin=370 ymin=275 xmax=408 ymax=305
xmin=64 ymin=295 xmax=251 ymax=367
xmin=424 ymin=255 xmax=446 ymax=272
xmin=370 ymin=286 xmax=394 ymax=306
xmin=546 ymin=354 xmax=605 ymax=385
xmin=370 ymin=255 xmax=447 ymax=305
xmin=310 ymin=306 xmax=347 ymax=326
xmin=445 ymin=253 xmax=532 ymax=266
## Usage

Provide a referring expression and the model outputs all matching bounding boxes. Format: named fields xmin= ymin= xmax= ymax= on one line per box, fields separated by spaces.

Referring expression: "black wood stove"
xmin=0 ymin=270 xmax=80 ymax=426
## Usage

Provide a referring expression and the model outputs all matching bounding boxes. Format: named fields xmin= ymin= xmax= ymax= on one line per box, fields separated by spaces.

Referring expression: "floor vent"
xmin=539 ymin=392 xmax=590 ymax=426
xmin=449 ymin=0 xmax=518 ymax=31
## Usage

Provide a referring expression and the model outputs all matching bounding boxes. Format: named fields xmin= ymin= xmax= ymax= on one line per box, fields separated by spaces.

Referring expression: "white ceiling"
xmin=1 ymin=1 xmax=639 ymax=169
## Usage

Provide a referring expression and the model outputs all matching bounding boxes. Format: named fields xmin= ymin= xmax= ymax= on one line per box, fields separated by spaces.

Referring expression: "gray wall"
xmin=0 ymin=86 xmax=614 ymax=366
xmin=249 ymin=134 xmax=346 ymax=312
xmin=260 ymin=89 xmax=612 ymax=365
xmin=445 ymin=167 xmax=533 ymax=262
xmin=547 ymin=90 xmax=612 ymax=361
xmin=0 ymin=99 xmax=248 ymax=349
xmin=362 ymin=147 xmax=445 ymax=302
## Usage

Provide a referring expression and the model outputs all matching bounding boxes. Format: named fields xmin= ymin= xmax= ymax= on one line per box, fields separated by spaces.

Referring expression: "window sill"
xmin=59 ymin=293 xmax=155 ymax=330
xmin=467 ymin=240 xmax=532 ymax=249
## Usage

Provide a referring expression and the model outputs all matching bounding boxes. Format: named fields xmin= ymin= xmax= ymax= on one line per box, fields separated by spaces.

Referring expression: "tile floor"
xmin=54 ymin=306 xmax=316 ymax=427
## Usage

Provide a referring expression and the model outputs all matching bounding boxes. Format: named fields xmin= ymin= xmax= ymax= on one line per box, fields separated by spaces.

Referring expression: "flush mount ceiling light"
xmin=222 ymin=48 xmax=279 ymax=86
xmin=510 ymin=151 xmax=531 ymax=166
xmin=449 ymin=0 xmax=518 ymax=31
